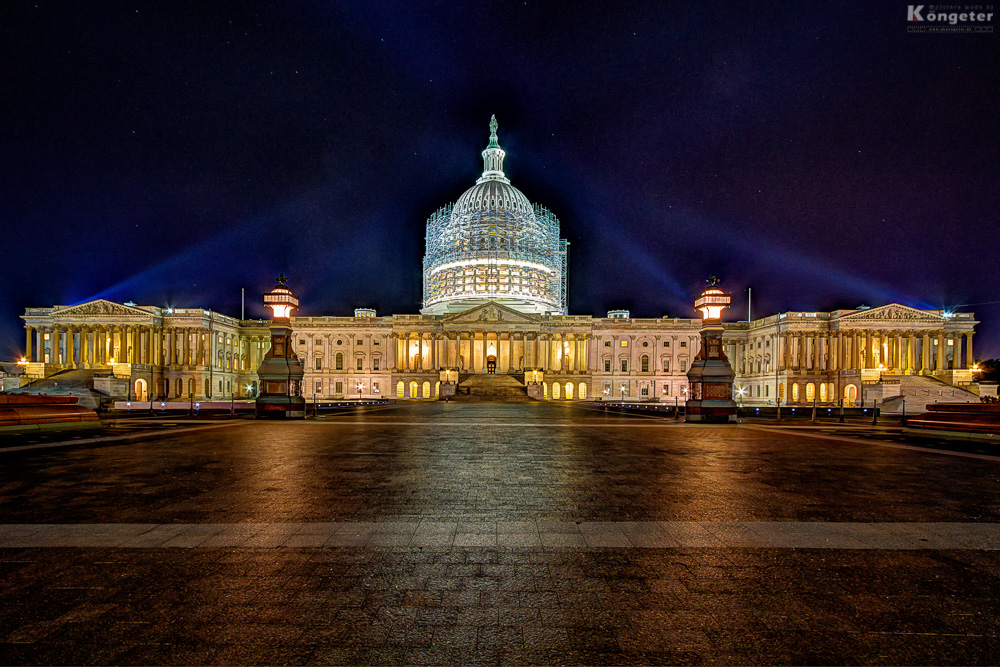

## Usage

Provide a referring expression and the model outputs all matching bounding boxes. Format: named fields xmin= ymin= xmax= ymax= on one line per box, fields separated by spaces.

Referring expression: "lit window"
xmin=620 ymin=341 xmax=628 ymax=347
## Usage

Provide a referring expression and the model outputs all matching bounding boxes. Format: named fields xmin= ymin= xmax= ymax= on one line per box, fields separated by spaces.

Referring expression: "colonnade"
xmin=23 ymin=324 xmax=271 ymax=372
xmin=392 ymin=330 xmax=589 ymax=374
xmin=765 ymin=329 xmax=974 ymax=374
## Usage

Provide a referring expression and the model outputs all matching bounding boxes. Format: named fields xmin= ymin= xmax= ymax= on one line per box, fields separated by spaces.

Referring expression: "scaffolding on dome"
xmin=420 ymin=116 xmax=570 ymax=316
xmin=421 ymin=201 xmax=568 ymax=315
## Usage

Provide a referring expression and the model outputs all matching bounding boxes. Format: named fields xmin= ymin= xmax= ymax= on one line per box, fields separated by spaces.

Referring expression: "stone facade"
xmin=18 ymin=299 xmax=978 ymax=405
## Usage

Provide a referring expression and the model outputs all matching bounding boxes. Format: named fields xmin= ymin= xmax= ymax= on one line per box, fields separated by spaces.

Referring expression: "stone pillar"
xmin=966 ymin=332 xmax=974 ymax=368
xmin=51 ymin=326 xmax=61 ymax=365
xmin=951 ymin=334 xmax=961 ymax=369
xmin=935 ymin=332 xmax=946 ymax=371
xmin=906 ymin=332 xmax=915 ymax=374
xmin=25 ymin=327 xmax=33 ymax=362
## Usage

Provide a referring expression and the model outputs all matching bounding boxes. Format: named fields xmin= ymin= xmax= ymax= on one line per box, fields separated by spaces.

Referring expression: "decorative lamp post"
xmin=255 ymin=273 xmax=306 ymax=419
xmin=685 ymin=276 xmax=738 ymax=423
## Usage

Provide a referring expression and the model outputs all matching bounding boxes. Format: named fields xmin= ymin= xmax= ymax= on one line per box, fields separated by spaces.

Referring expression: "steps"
xmin=452 ymin=373 xmax=531 ymax=402
xmin=13 ymin=369 xmax=107 ymax=410
xmin=879 ymin=374 xmax=979 ymax=414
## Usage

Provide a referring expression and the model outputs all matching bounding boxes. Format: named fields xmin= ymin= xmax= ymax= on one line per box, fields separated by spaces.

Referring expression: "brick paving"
xmin=1 ymin=402 xmax=1000 ymax=664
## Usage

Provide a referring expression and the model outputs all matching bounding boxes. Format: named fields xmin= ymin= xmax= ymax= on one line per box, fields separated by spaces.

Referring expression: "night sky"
xmin=2 ymin=1 xmax=998 ymax=359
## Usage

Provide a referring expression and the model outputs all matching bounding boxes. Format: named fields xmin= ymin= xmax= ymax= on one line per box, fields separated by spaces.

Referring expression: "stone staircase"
xmin=880 ymin=374 xmax=979 ymax=414
xmin=12 ymin=369 xmax=108 ymax=410
xmin=452 ymin=373 xmax=531 ymax=402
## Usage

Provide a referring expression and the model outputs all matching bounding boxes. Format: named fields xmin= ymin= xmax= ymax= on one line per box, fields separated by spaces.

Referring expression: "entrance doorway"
xmin=486 ymin=355 xmax=497 ymax=374
xmin=133 ymin=378 xmax=148 ymax=402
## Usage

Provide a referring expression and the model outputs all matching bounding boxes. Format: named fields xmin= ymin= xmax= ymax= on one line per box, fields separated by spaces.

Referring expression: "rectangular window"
xmin=662 ymin=382 xmax=669 ymax=395
xmin=373 ymin=381 xmax=380 ymax=394
xmin=765 ymin=385 xmax=769 ymax=396
xmin=356 ymin=358 xmax=363 ymax=371
xmin=315 ymin=358 xmax=322 ymax=370
xmin=663 ymin=341 xmax=670 ymax=347
xmin=299 ymin=339 xmax=305 ymax=346
xmin=603 ymin=382 xmax=612 ymax=396
xmin=374 ymin=339 xmax=380 ymax=346
xmin=620 ymin=340 xmax=628 ymax=347
xmin=335 ymin=381 xmax=343 ymax=394
xmin=604 ymin=341 xmax=611 ymax=347
xmin=373 ymin=358 xmax=380 ymax=370
xmin=604 ymin=359 xmax=611 ymax=372
xmin=620 ymin=359 xmax=628 ymax=372
xmin=314 ymin=380 xmax=322 ymax=394
xmin=680 ymin=361 xmax=687 ymax=372
xmin=680 ymin=341 xmax=687 ymax=348
xmin=641 ymin=385 xmax=649 ymax=397
xmin=664 ymin=359 xmax=670 ymax=372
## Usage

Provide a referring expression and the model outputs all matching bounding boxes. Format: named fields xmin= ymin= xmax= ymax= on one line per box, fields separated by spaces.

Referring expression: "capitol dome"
xmin=421 ymin=116 xmax=568 ymax=315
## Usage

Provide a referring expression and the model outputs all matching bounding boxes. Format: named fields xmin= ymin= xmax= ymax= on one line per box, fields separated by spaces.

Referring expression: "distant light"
xmin=942 ymin=311 xmax=955 ymax=319
xmin=166 ymin=307 xmax=174 ymax=314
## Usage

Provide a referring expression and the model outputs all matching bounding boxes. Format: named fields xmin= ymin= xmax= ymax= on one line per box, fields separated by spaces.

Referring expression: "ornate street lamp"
xmin=255 ymin=273 xmax=306 ymax=419
xmin=685 ymin=276 xmax=737 ymax=423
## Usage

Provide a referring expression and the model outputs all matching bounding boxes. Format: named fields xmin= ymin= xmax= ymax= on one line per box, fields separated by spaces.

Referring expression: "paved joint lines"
xmin=3 ymin=520 xmax=999 ymax=549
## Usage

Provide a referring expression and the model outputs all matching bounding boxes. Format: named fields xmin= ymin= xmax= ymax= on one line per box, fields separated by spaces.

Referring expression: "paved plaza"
xmin=1 ymin=402 xmax=1000 ymax=665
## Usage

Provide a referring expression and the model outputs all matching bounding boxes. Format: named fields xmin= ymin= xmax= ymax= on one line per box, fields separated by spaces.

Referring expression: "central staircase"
xmin=13 ymin=369 xmax=108 ymax=410
xmin=452 ymin=373 xmax=531 ymax=402
xmin=879 ymin=374 xmax=979 ymax=414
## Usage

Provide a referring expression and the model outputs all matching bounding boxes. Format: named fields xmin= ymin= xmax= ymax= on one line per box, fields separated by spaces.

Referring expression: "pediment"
xmin=53 ymin=299 xmax=152 ymax=318
xmin=443 ymin=301 xmax=540 ymax=325
xmin=839 ymin=303 xmax=940 ymax=322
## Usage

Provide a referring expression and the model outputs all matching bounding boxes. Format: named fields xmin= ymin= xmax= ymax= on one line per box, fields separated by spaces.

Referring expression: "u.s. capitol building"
xmin=16 ymin=118 xmax=981 ymax=408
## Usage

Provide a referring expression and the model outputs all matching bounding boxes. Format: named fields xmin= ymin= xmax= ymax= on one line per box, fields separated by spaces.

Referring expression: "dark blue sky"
xmin=2 ymin=1 xmax=998 ymax=358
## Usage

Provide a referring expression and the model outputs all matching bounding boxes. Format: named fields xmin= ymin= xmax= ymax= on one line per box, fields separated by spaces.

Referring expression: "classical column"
xmin=25 ymin=327 xmax=33 ymax=362
xmin=906 ymin=332 xmax=915 ymax=374
xmin=966 ymin=332 xmax=974 ymax=368
xmin=935 ymin=331 xmax=946 ymax=371
xmin=950 ymin=334 xmax=960 ymax=369
xmin=51 ymin=326 xmax=61 ymax=365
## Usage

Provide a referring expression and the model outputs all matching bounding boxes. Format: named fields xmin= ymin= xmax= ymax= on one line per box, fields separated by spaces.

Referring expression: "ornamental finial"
xmin=487 ymin=115 xmax=499 ymax=148
xmin=706 ymin=274 xmax=720 ymax=287
xmin=276 ymin=272 xmax=288 ymax=286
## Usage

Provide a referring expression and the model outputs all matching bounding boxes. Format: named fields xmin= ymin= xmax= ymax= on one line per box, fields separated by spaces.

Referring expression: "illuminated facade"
xmin=14 ymin=118 xmax=983 ymax=408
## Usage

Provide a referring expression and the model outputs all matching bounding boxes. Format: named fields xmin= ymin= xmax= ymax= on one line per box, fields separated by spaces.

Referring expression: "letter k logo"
xmin=908 ymin=5 xmax=924 ymax=21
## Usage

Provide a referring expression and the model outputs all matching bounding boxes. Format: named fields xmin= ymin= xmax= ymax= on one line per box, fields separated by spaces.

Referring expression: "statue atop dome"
xmin=480 ymin=114 xmax=508 ymax=183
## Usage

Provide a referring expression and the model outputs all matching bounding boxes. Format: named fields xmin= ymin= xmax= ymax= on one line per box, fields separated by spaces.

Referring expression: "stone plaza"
xmin=1 ymin=402 xmax=999 ymax=665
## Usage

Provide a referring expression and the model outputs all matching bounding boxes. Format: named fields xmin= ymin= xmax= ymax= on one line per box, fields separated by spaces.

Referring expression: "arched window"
xmin=640 ymin=355 xmax=649 ymax=372
xmin=409 ymin=381 xmax=418 ymax=399
xmin=435 ymin=381 xmax=440 ymax=398
xmin=792 ymin=383 xmax=799 ymax=402
xmin=578 ymin=383 xmax=587 ymax=400
xmin=552 ymin=382 xmax=561 ymax=399
xmin=806 ymin=383 xmax=815 ymax=402
xmin=421 ymin=381 xmax=431 ymax=399
xmin=565 ymin=382 xmax=573 ymax=399
xmin=845 ymin=384 xmax=858 ymax=405
xmin=335 ymin=353 xmax=344 ymax=370
xmin=819 ymin=383 xmax=828 ymax=402
xmin=396 ymin=381 xmax=405 ymax=398
xmin=542 ymin=382 xmax=548 ymax=399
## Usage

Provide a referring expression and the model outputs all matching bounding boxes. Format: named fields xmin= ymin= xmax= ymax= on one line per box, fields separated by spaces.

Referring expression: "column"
xmin=951 ymin=334 xmax=961 ymax=369
xmin=935 ymin=331 xmax=946 ymax=371
xmin=906 ymin=332 xmax=915 ymax=374
xmin=25 ymin=327 xmax=33 ymax=361
xmin=51 ymin=326 xmax=61 ymax=365
xmin=966 ymin=332 xmax=974 ymax=368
